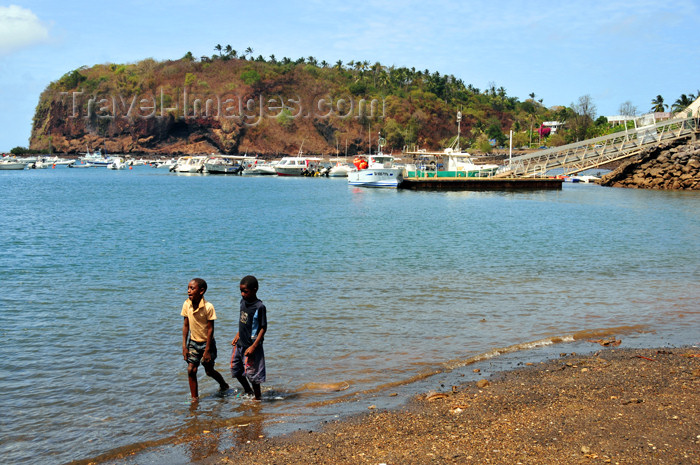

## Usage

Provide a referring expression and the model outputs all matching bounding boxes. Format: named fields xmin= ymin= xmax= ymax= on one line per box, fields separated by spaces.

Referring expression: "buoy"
xmin=129 ymin=166 xmax=132 ymax=170
xmin=52 ymin=164 xmax=56 ymax=169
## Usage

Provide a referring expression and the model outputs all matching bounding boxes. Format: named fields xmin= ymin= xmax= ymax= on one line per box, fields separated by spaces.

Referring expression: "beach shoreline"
xmin=212 ymin=347 xmax=699 ymax=465
xmin=104 ymin=347 xmax=699 ymax=465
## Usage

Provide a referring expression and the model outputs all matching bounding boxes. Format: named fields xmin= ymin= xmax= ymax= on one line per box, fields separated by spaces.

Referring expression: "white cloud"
xmin=0 ymin=5 xmax=50 ymax=55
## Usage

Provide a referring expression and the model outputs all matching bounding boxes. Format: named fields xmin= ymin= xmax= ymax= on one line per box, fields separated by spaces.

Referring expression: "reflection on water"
xmin=0 ymin=168 xmax=698 ymax=464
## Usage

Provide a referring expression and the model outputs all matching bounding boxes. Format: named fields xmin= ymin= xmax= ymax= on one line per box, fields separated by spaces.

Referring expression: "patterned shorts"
xmin=187 ymin=338 xmax=217 ymax=367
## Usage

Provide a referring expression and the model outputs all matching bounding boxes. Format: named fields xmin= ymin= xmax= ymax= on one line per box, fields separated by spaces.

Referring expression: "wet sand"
xmin=197 ymin=347 xmax=700 ymax=464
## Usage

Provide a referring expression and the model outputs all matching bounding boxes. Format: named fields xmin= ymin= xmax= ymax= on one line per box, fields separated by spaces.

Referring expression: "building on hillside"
xmin=541 ymin=121 xmax=564 ymax=133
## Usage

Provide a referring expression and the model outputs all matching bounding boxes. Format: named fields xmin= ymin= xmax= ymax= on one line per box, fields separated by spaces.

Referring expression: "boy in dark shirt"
xmin=230 ymin=275 xmax=267 ymax=400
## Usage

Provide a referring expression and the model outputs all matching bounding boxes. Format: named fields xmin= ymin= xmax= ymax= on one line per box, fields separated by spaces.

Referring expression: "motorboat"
xmin=170 ymin=156 xmax=207 ymax=173
xmin=151 ymin=158 xmax=177 ymax=169
xmin=242 ymin=159 xmax=278 ymax=175
xmin=107 ymin=157 xmax=126 ymax=170
xmin=203 ymin=154 xmax=255 ymax=174
xmin=0 ymin=158 xmax=26 ymax=170
xmin=347 ymin=151 xmax=404 ymax=187
xmin=274 ymin=154 xmax=322 ymax=176
xmin=328 ymin=158 xmax=352 ymax=177
xmin=80 ymin=147 xmax=112 ymax=166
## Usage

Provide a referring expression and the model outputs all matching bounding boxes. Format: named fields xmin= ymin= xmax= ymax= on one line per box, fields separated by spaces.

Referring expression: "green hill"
xmin=30 ymin=53 xmax=565 ymax=156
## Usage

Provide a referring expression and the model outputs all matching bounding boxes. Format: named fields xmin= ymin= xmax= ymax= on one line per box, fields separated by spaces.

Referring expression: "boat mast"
xmin=456 ymin=111 xmax=462 ymax=152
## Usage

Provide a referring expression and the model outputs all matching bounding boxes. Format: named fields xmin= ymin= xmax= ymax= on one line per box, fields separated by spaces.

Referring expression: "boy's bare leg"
xmin=252 ymin=382 xmax=262 ymax=401
xmin=235 ymin=375 xmax=254 ymax=395
xmin=187 ymin=363 xmax=199 ymax=401
xmin=204 ymin=365 xmax=230 ymax=391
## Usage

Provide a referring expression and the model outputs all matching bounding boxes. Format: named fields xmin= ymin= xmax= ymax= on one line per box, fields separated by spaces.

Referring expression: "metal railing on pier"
xmin=499 ymin=114 xmax=699 ymax=178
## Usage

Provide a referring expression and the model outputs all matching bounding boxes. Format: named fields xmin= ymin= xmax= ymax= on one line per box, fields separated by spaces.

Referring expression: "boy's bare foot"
xmin=191 ymin=396 xmax=199 ymax=403
xmin=219 ymin=383 xmax=230 ymax=392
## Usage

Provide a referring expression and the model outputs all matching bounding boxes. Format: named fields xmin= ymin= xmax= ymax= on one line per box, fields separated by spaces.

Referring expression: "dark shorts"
xmin=187 ymin=339 xmax=217 ymax=367
xmin=230 ymin=343 xmax=266 ymax=384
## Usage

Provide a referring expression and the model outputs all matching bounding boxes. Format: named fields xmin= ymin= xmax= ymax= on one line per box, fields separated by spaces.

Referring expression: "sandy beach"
xmin=176 ymin=347 xmax=700 ymax=465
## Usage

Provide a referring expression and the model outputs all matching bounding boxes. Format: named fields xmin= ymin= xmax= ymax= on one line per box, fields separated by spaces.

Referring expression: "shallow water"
xmin=0 ymin=167 xmax=698 ymax=464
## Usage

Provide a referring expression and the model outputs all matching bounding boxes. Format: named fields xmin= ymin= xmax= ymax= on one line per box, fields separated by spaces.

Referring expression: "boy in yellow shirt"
xmin=181 ymin=278 xmax=229 ymax=402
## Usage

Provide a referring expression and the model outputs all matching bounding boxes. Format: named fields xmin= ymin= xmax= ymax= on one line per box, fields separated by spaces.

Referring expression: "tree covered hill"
xmin=30 ymin=51 xmax=571 ymax=156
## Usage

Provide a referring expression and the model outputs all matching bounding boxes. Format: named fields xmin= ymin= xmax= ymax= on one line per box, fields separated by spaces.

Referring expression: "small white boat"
xmin=203 ymin=154 xmax=255 ymax=174
xmin=274 ymin=154 xmax=322 ymax=176
xmin=151 ymin=158 xmax=177 ymax=169
xmin=0 ymin=159 xmax=26 ymax=170
xmin=80 ymin=147 xmax=112 ymax=167
xmin=171 ymin=156 xmax=207 ymax=173
xmin=243 ymin=159 xmax=278 ymax=175
xmin=328 ymin=158 xmax=352 ymax=177
xmin=107 ymin=157 xmax=126 ymax=170
xmin=27 ymin=160 xmax=50 ymax=169
xmin=566 ymin=175 xmax=600 ymax=183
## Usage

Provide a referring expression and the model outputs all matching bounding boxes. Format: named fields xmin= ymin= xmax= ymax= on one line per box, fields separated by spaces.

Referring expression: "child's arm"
xmin=182 ymin=317 xmax=190 ymax=360
xmin=244 ymin=327 xmax=266 ymax=357
xmin=203 ymin=319 xmax=215 ymax=363
xmin=232 ymin=331 xmax=239 ymax=346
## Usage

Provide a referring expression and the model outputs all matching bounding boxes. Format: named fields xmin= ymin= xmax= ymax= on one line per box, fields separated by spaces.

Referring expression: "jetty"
xmin=399 ymin=177 xmax=562 ymax=190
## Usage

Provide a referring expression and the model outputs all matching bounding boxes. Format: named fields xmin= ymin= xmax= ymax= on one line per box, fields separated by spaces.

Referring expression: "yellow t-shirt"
xmin=181 ymin=298 xmax=217 ymax=342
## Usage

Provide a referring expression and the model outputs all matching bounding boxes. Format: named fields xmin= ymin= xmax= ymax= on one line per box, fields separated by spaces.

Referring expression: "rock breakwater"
xmin=600 ymin=137 xmax=700 ymax=190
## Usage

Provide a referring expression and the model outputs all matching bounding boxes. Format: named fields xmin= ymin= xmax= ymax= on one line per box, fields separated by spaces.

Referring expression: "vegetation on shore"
xmin=26 ymin=46 xmax=700 ymax=156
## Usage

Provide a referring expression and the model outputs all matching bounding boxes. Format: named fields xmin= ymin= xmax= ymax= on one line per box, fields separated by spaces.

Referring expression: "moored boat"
xmin=328 ymin=158 xmax=352 ymax=177
xmin=107 ymin=157 xmax=126 ymax=170
xmin=171 ymin=155 xmax=207 ymax=173
xmin=242 ymin=159 xmax=278 ymax=175
xmin=0 ymin=158 xmax=27 ymax=170
xmin=347 ymin=135 xmax=403 ymax=188
xmin=203 ymin=154 xmax=255 ymax=174
xmin=404 ymin=111 xmax=500 ymax=178
xmin=274 ymin=154 xmax=322 ymax=176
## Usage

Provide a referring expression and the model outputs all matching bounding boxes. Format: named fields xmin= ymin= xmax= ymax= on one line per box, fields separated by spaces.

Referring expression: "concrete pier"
xmin=399 ymin=177 xmax=563 ymax=191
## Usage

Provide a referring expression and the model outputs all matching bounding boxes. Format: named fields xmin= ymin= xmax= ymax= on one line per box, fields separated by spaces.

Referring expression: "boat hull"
xmin=0 ymin=162 xmax=26 ymax=170
xmin=347 ymin=168 xmax=403 ymax=187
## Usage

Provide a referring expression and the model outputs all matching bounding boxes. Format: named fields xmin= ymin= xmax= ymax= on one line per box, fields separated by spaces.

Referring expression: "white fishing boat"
xmin=171 ymin=155 xmax=207 ymax=173
xmin=0 ymin=158 xmax=26 ymax=170
xmin=347 ymin=135 xmax=403 ymax=188
xmin=203 ymin=154 xmax=255 ymax=174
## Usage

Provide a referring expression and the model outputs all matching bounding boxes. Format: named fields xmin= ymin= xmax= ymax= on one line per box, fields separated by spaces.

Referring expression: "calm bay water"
xmin=1 ymin=166 xmax=698 ymax=464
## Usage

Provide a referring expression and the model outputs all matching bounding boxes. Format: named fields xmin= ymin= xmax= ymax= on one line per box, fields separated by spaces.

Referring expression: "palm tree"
xmin=671 ymin=94 xmax=693 ymax=113
xmin=223 ymin=45 xmax=233 ymax=60
xmin=244 ymin=46 xmax=253 ymax=58
xmin=650 ymin=95 xmax=667 ymax=112
xmin=214 ymin=44 xmax=222 ymax=58
xmin=335 ymin=59 xmax=343 ymax=70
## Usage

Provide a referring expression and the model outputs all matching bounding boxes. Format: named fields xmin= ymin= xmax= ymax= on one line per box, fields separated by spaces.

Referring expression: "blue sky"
xmin=1 ymin=0 xmax=699 ymax=152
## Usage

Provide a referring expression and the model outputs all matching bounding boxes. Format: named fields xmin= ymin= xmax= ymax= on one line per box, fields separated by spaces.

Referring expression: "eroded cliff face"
xmin=600 ymin=138 xmax=700 ymax=190
xmin=28 ymin=58 xmax=483 ymax=157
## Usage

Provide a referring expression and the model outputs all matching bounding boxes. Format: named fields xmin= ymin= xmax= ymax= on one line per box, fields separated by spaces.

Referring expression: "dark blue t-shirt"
xmin=238 ymin=298 xmax=267 ymax=348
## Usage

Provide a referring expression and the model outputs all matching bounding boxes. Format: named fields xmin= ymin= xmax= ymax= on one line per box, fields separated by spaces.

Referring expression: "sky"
xmin=1 ymin=0 xmax=699 ymax=151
